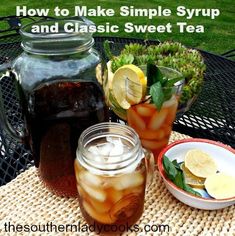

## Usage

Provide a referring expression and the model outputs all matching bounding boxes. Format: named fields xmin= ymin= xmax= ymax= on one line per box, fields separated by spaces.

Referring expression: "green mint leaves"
xmin=163 ymin=155 xmax=201 ymax=197
xmin=150 ymin=82 xmax=164 ymax=111
xmin=147 ymin=63 xmax=183 ymax=110
xmin=147 ymin=63 xmax=163 ymax=86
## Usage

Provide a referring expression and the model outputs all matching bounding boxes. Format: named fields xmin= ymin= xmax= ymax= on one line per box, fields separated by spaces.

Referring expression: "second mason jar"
xmin=10 ymin=19 xmax=109 ymax=196
xmin=75 ymin=122 xmax=154 ymax=233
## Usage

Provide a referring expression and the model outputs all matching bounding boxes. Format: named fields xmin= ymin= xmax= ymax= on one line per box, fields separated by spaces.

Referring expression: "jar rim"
xmin=77 ymin=122 xmax=143 ymax=174
xmin=20 ymin=19 xmax=94 ymax=55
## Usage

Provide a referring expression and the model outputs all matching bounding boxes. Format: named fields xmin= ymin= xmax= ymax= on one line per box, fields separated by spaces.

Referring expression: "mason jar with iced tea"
xmin=74 ymin=122 xmax=154 ymax=233
xmin=127 ymin=67 xmax=184 ymax=161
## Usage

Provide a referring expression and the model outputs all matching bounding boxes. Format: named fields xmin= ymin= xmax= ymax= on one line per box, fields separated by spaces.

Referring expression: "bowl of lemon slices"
xmin=157 ymin=138 xmax=235 ymax=210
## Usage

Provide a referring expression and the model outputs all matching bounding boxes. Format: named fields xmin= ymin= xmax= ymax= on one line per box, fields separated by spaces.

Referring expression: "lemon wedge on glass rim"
xmin=111 ymin=64 xmax=147 ymax=109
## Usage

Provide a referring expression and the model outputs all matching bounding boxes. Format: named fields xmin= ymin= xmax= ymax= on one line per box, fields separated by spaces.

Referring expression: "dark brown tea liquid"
xmin=24 ymin=81 xmax=108 ymax=197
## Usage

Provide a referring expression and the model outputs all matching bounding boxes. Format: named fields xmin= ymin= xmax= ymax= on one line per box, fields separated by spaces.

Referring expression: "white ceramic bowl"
xmin=157 ymin=138 xmax=235 ymax=210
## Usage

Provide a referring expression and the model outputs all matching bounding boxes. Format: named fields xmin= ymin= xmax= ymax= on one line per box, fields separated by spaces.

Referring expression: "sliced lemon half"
xmin=185 ymin=149 xmax=217 ymax=178
xmin=112 ymin=64 xmax=147 ymax=109
xmin=205 ymin=173 xmax=235 ymax=199
xmin=108 ymin=91 xmax=127 ymax=120
xmin=181 ymin=163 xmax=205 ymax=189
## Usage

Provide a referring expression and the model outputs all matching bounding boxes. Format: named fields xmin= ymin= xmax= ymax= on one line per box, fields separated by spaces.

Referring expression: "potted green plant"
xmin=98 ymin=41 xmax=206 ymax=120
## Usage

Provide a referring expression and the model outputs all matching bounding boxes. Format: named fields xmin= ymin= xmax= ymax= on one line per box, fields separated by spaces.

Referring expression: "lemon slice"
xmin=205 ymin=173 xmax=235 ymax=199
xmin=108 ymin=91 xmax=127 ymax=120
xmin=181 ymin=163 xmax=205 ymax=189
xmin=185 ymin=149 xmax=217 ymax=178
xmin=112 ymin=64 xmax=147 ymax=109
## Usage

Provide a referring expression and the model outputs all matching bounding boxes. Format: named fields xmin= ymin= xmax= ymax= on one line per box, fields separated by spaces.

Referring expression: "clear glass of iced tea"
xmin=127 ymin=67 xmax=184 ymax=161
xmin=74 ymin=122 xmax=154 ymax=233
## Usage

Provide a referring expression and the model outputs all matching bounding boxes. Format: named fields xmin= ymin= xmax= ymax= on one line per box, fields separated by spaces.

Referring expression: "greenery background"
xmin=1 ymin=0 xmax=234 ymax=54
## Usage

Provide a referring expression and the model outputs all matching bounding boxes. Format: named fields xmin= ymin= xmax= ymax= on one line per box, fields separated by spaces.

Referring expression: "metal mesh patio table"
xmin=0 ymin=16 xmax=234 ymax=186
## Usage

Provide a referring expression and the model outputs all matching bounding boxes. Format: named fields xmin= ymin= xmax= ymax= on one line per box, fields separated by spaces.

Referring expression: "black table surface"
xmin=0 ymin=33 xmax=235 ymax=186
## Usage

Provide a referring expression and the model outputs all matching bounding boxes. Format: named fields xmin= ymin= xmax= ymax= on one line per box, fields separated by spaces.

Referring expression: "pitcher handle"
xmin=143 ymin=148 xmax=155 ymax=188
xmin=0 ymin=69 xmax=25 ymax=142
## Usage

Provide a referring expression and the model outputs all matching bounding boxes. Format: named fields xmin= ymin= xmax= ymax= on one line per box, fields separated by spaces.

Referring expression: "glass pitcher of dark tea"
xmin=0 ymin=19 xmax=108 ymax=197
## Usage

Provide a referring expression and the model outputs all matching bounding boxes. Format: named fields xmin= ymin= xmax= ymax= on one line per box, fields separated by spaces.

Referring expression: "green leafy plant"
xmin=104 ymin=41 xmax=134 ymax=72
xmin=111 ymin=54 xmax=134 ymax=72
xmin=104 ymin=41 xmax=206 ymax=106
xmin=163 ymin=155 xmax=201 ymax=197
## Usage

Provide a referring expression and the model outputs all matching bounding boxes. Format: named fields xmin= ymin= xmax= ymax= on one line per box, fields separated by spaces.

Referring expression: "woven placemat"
xmin=0 ymin=132 xmax=234 ymax=236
